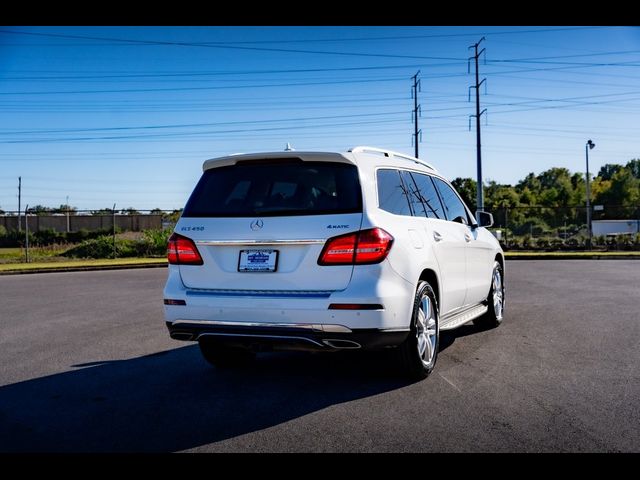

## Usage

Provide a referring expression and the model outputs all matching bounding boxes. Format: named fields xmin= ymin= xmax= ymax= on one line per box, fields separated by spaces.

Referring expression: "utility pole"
xmin=18 ymin=177 xmax=22 ymax=232
xmin=411 ymin=71 xmax=422 ymax=158
xmin=25 ymin=204 xmax=29 ymax=263
xmin=469 ymin=37 xmax=487 ymax=218
xmin=112 ymin=203 xmax=117 ymax=259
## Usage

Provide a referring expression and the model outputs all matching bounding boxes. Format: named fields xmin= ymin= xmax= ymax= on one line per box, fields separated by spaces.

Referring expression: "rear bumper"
xmin=163 ymin=261 xmax=416 ymax=332
xmin=166 ymin=320 xmax=409 ymax=352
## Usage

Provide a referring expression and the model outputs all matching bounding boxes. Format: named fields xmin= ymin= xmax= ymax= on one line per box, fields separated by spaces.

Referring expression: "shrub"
xmin=565 ymin=236 xmax=585 ymax=249
xmin=536 ymin=237 xmax=550 ymax=249
xmin=507 ymin=237 xmax=522 ymax=250
xmin=33 ymin=228 xmax=66 ymax=246
xmin=549 ymin=237 xmax=564 ymax=249
xmin=0 ymin=229 xmax=34 ymax=248
xmin=511 ymin=217 xmax=550 ymax=236
xmin=63 ymin=236 xmax=139 ymax=259
xmin=140 ymin=228 xmax=171 ymax=256
xmin=66 ymin=227 xmax=116 ymax=243
xmin=522 ymin=234 xmax=535 ymax=249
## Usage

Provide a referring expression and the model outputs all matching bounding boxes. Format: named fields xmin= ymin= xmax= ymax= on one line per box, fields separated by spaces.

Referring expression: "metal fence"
xmin=488 ymin=205 xmax=640 ymax=250
xmin=2 ymin=205 xmax=639 ymax=251
xmin=0 ymin=210 xmax=169 ymax=233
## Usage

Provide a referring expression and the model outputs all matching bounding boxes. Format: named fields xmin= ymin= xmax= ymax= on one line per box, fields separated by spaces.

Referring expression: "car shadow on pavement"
xmin=439 ymin=323 xmax=494 ymax=353
xmin=0 ymin=345 xmax=413 ymax=452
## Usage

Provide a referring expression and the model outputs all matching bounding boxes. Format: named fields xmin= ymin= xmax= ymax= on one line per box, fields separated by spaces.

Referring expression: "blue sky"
xmin=0 ymin=26 xmax=639 ymax=211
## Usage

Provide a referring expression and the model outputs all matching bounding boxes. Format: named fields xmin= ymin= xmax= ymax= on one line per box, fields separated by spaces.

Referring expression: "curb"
xmin=2 ymin=254 xmax=639 ymax=275
xmin=0 ymin=262 xmax=167 ymax=276
xmin=505 ymin=254 xmax=640 ymax=260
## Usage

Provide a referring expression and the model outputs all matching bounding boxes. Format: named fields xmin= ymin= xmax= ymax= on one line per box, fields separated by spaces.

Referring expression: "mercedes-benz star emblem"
xmin=250 ymin=219 xmax=264 ymax=231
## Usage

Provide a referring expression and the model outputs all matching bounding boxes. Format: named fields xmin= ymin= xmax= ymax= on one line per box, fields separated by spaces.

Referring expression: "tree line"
xmin=452 ymin=158 xmax=640 ymax=237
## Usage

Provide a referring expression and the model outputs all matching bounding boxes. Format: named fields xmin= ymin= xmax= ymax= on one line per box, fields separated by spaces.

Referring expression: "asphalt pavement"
xmin=0 ymin=261 xmax=638 ymax=452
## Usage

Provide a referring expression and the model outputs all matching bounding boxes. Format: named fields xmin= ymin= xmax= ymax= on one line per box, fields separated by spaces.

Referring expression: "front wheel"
xmin=395 ymin=281 xmax=439 ymax=380
xmin=474 ymin=261 xmax=505 ymax=329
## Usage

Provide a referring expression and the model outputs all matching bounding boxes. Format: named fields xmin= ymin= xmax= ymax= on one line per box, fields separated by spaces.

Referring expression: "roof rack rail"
xmin=348 ymin=146 xmax=436 ymax=171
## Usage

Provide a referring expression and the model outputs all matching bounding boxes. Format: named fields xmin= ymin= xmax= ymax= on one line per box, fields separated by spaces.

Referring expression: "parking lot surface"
xmin=0 ymin=261 xmax=638 ymax=452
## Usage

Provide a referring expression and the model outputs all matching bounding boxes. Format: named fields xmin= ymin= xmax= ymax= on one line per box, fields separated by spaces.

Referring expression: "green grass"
xmin=0 ymin=257 xmax=167 ymax=272
xmin=0 ymin=245 xmax=69 ymax=263
xmin=0 ymin=247 xmax=22 ymax=259
xmin=1 ymin=250 xmax=638 ymax=273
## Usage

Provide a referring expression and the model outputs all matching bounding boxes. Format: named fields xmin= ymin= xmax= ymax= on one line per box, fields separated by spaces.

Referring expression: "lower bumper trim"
xmin=166 ymin=321 xmax=408 ymax=352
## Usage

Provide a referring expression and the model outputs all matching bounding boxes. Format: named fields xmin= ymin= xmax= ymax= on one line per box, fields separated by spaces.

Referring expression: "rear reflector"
xmin=164 ymin=299 xmax=187 ymax=306
xmin=318 ymin=227 xmax=393 ymax=265
xmin=328 ymin=303 xmax=384 ymax=310
xmin=167 ymin=233 xmax=204 ymax=265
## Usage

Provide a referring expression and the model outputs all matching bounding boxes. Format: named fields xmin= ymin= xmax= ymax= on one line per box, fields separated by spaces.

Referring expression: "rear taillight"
xmin=318 ymin=228 xmax=393 ymax=266
xmin=167 ymin=233 xmax=203 ymax=265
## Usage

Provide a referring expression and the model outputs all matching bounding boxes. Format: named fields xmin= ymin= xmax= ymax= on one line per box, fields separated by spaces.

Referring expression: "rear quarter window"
xmin=376 ymin=169 xmax=412 ymax=216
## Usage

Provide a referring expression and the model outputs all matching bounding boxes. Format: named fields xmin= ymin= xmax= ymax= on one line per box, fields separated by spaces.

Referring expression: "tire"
xmin=198 ymin=339 xmax=255 ymax=368
xmin=395 ymin=281 xmax=439 ymax=380
xmin=474 ymin=261 xmax=505 ymax=329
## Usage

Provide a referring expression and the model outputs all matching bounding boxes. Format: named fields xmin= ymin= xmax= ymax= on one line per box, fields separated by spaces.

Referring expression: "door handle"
xmin=464 ymin=233 xmax=472 ymax=242
xmin=433 ymin=231 xmax=443 ymax=242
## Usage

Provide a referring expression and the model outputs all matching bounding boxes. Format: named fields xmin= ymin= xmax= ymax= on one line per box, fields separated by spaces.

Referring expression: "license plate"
xmin=238 ymin=249 xmax=278 ymax=272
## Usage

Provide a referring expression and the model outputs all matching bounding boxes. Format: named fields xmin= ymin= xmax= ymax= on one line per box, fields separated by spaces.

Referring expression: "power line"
xmin=0 ymin=117 xmax=410 ymax=144
xmin=0 ymin=63 xmax=458 ymax=80
xmin=0 ymin=29 xmax=468 ymax=61
xmin=493 ymin=49 xmax=640 ymax=62
xmin=0 ymin=76 xmax=409 ymax=96
xmin=0 ymin=110 xmax=409 ymax=136
xmin=0 ymin=26 xmax=614 ymax=46
xmin=488 ymin=59 xmax=640 ymax=67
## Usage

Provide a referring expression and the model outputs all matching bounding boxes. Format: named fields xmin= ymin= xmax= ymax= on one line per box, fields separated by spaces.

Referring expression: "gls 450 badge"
xmin=181 ymin=226 xmax=205 ymax=232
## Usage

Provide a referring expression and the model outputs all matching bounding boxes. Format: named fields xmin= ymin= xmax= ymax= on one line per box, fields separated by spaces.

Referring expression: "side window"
xmin=408 ymin=172 xmax=445 ymax=219
xmin=377 ymin=169 xmax=412 ymax=216
xmin=400 ymin=171 xmax=427 ymax=217
xmin=432 ymin=177 xmax=470 ymax=224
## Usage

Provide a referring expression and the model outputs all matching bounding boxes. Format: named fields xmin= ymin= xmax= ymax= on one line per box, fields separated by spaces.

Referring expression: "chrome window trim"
xmin=195 ymin=239 xmax=325 ymax=246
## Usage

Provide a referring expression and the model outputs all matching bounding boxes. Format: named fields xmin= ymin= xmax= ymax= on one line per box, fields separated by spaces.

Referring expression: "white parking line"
xmin=438 ymin=372 xmax=462 ymax=393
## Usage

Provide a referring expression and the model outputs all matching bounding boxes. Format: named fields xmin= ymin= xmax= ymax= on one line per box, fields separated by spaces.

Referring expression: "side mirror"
xmin=476 ymin=211 xmax=494 ymax=228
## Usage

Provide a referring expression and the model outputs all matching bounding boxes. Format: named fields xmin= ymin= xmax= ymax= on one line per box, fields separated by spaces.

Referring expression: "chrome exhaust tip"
xmin=322 ymin=339 xmax=361 ymax=349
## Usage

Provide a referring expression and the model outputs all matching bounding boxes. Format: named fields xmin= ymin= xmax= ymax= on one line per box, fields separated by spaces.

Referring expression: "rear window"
xmin=182 ymin=160 xmax=362 ymax=217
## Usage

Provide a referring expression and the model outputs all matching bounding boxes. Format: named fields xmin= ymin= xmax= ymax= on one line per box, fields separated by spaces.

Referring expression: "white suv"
xmin=163 ymin=146 xmax=504 ymax=379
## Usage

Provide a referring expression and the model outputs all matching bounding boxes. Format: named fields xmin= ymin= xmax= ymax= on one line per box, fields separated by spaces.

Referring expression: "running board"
xmin=440 ymin=304 xmax=488 ymax=331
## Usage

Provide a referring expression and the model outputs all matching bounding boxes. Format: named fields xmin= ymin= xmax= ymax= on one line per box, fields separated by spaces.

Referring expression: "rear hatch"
xmin=176 ymin=155 xmax=363 ymax=291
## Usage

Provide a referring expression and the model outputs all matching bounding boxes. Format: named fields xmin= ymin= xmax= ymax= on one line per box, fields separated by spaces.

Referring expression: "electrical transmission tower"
xmin=469 ymin=37 xmax=487 ymax=216
xmin=411 ymin=71 xmax=422 ymax=158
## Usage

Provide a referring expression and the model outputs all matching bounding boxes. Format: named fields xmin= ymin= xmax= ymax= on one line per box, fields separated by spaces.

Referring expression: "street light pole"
xmin=585 ymin=140 xmax=595 ymax=250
